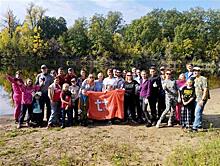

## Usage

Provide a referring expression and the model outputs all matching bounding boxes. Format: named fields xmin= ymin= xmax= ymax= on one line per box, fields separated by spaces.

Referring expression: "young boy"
xmin=181 ymin=79 xmax=196 ymax=130
xmin=60 ymin=83 xmax=73 ymax=128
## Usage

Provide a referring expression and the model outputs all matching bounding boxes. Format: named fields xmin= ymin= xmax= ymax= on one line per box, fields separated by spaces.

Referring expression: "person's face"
xmin=27 ymin=79 xmax=33 ymax=86
xmin=97 ymin=73 xmax=103 ymax=80
xmin=107 ymin=70 xmax=113 ymax=77
xmin=126 ymin=72 xmax=132 ymax=80
xmin=179 ymin=74 xmax=185 ymax=80
xmin=58 ymin=69 xmax=64 ymax=75
xmin=136 ymin=70 xmax=141 ymax=76
xmin=88 ymin=74 xmax=94 ymax=81
xmin=113 ymin=69 xmax=117 ymax=76
xmin=141 ymin=71 xmax=147 ymax=79
xmin=71 ymin=79 xmax=76 ymax=85
xmin=116 ymin=71 xmax=122 ymax=77
xmin=187 ymin=64 xmax=193 ymax=72
xmin=81 ymin=70 xmax=86 ymax=77
xmin=132 ymin=68 xmax=136 ymax=73
xmin=15 ymin=73 xmax=22 ymax=79
xmin=149 ymin=69 xmax=156 ymax=76
xmin=193 ymin=70 xmax=200 ymax=77
xmin=160 ymin=69 xmax=165 ymax=75
xmin=63 ymin=85 xmax=69 ymax=91
xmin=50 ymin=71 xmax=57 ymax=77
xmin=41 ymin=67 xmax=48 ymax=74
xmin=165 ymin=71 xmax=172 ymax=79
xmin=187 ymin=80 xmax=193 ymax=87
xmin=54 ymin=78 xmax=59 ymax=84
xmin=35 ymin=95 xmax=40 ymax=100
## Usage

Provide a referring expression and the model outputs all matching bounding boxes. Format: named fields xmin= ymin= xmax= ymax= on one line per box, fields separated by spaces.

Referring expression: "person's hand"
xmin=144 ymin=98 xmax=148 ymax=104
xmin=199 ymin=100 xmax=204 ymax=107
xmin=183 ymin=101 xmax=188 ymax=106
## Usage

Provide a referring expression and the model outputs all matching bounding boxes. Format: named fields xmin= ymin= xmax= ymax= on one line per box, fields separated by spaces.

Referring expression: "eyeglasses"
xmin=126 ymin=75 xmax=132 ymax=76
xmin=166 ymin=73 xmax=171 ymax=75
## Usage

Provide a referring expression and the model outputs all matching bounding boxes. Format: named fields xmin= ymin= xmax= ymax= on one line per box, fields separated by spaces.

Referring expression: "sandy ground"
xmin=0 ymin=89 xmax=219 ymax=165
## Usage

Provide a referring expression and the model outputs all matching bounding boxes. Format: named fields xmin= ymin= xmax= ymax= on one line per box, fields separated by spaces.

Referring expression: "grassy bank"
xmin=165 ymin=130 xmax=220 ymax=166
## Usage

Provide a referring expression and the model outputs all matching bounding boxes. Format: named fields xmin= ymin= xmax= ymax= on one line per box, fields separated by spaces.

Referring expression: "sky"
xmin=0 ymin=0 xmax=220 ymax=27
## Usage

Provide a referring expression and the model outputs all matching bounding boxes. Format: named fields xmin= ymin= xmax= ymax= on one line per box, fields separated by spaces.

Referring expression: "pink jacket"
xmin=6 ymin=75 xmax=24 ymax=102
xmin=19 ymin=84 xmax=40 ymax=104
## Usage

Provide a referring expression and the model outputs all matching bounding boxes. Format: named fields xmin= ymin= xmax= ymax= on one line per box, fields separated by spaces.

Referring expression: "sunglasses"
xmin=126 ymin=75 xmax=132 ymax=76
xmin=166 ymin=73 xmax=171 ymax=75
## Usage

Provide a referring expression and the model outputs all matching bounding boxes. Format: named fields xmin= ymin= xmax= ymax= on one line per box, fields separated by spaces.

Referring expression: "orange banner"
xmin=87 ymin=90 xmax=125 ymax=120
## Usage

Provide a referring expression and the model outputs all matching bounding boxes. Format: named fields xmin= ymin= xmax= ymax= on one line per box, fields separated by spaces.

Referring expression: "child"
xmin=69 ymin=78 xmax=80 ymax=125
xmin=181 ymin=79 xmax=196 ymax=130
xmin=32 ymin=92 xmax=43 ymax=127
xmin=78 ymin=89 xmax=89 ymax=126
xmin=17 ymin=78 xmax=40 ymax=128
xmin=156 ymin=69 xmax=178 ymax=128
xmin=60 ymin=83 xmax=73 ymax=128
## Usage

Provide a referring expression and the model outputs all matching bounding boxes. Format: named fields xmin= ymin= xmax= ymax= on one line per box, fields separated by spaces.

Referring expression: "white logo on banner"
xmin=95 ymin=99 xmax=108 ymax=112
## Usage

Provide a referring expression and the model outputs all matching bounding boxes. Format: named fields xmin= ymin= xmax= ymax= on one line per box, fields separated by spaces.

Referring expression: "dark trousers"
xmin=32 ymin=113 xmax=43 ymax=126
xmin=61 ymin=109 xmax=73 ymax=127
xmin=19 ymin=104 xmax=32 ymax=125
xmin=73 ymin=99 xmax=79 ymax=123
xmin=41 ymin=93 xmax=51 ymax=122
xmin=148 ymin=96 xmax=158 ymax=122
xmin=158 ymin=94 xmax=166 ymax=118
xmin=124 ymin=95 xmax=136 ymax=121
xmin=139 ymin=97 xmax=151 ymax=123
xmin=135 ymin=95 xmax=142 ymax=120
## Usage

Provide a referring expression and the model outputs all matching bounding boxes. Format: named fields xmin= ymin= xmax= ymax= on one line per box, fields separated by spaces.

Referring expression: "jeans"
xmin=19 ymin=104 xmax=33 ymax=125
xmin=41 ymin=93 xmax=51 ymax=122
xmin=48 ymin=102 xmax=60 ymax=125
xmin=61 ymin=109 xmax=73 ymax=127
xmin=192 ymin=100 xmax=207 ymax=129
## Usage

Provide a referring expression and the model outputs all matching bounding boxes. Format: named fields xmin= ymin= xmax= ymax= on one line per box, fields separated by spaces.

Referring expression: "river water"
xmin=0 ymin=86 xmax=13 ymax=115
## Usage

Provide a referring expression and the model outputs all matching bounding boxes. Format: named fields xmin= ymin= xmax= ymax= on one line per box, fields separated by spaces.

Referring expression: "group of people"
xmin=6 ymin=63 xmax=210 ymax=132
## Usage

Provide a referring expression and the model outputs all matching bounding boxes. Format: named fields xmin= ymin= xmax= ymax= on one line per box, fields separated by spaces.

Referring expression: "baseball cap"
xmin=193 ymin=66 xmax=201 ymax=71
xmin=41 ymin=64 xmax=47 ymax=69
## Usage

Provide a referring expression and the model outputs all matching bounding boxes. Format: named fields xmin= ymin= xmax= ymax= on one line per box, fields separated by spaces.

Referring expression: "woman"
xmin=80 ymin=73 xmax=96 ymax=93
xmin=139 ymin=70 xmax=152 ymax=127
xmin=123 ymin=71 xmax=139 ymax=124
xmin=6 ymin=71 xmax=24 ymax=122
xmin=176 ymin=73 xmax=186 ymax=124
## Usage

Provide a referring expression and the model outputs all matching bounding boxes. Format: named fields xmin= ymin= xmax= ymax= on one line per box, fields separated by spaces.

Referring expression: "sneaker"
xmin=46 ymin=124 xmax=52 ymax=129
xmin=192 ymin=128 xmax=198 ymax=132
xmin=145 ymin=123 xmax=152 ymax=127
xmin=168 ymin=122 xmax=173 ymax=127
xmin=130 ymin=119 xmax=138 ymax=124
xmin=26 ymin=122 xmax=30 ymax=128
xmin=61 ymin=125 xmax=65 ymax=129
xmin=155 ymin=122 xmax=160 ymax=128
xmin=17 ymin=124 xmax=21 ymax=129
xmin=106 ymin=120 xmax=112 ymax=126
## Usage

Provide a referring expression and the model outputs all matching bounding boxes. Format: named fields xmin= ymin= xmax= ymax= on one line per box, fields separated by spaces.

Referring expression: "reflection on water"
xmin=0 ymin=86 xmax=13 ymax=115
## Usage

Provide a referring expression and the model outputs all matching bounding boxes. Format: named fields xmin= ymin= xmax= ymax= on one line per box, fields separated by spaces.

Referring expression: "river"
xmin=0 ymin=86 xmax=13 ymax=115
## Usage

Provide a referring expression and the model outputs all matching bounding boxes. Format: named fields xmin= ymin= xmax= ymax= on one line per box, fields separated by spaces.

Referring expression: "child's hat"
xmin=34 ymin=91 xmax=42 ymax=97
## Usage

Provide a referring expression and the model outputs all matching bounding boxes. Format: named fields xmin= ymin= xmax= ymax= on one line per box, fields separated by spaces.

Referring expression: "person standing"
xmin=148 ymin=66 xmax=162 ymax=125
xmin=94 ymin=72 xmax=104 ymax=92
xmin=65 ymin=68 xmax=77 ymax=85
xmin=103 ymin=68 xmax=116 ymax=91
xmin=35 ymin=64 xmax=54 ymax=122
xmin=192 ymin=67 xmax=210 ymax=132
xmin=156 ymin=69 xmax=178 ymax=128
xmin=185 ymin=63 xmax=194 ymax=80
xmin=139 ymin=70 xmax=152 ymax=126
xmin=77 ymin=69 xmax=87 ymax=87
xmin=47 ymin=76 xmax=62 ymax=128
xmin=6 ymin=71 xmax=24 ymax=122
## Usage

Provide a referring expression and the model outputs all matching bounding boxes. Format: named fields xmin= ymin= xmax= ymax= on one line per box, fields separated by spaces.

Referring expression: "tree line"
xmin=0 ymin=3 xmax=220 ymax=73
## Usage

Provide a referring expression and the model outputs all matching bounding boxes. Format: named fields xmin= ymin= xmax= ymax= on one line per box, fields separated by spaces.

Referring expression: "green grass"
xmin=165 ymin=132 xmax=220 ymax=166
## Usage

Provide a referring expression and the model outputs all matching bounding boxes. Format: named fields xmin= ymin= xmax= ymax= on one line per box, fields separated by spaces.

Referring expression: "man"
xmin=35 ymin=64 xmax=54 ymax=122
xmin=103 ymin=68 xmax=116 ymax=91
xmin=134 ymin=69 xmax=141 ymax=84
xmin=192 ymin=67 xmax=210 ymax=132
xmin=185 ymin=63 xmax=194 ymax=80
xmin=158 ymin=66 xmax=166 ymax=118
xmin=132 ymin=67 xmax=137 ymax=79
xmin=77 ymin=69 xmax=86 ymax=87
xmin=65 ymin=68 xmax=77 ymax=85
xmin=148 ymin=65 xmax=163 ymax=125
xmin=57 ymin=67 xmax=66 ymax=87
xmin=113 ymin=69 xmax=124 ymax=89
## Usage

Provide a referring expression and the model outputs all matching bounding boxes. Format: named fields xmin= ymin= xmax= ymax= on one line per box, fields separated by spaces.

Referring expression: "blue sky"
xmin=0 ymin=0 xmax=220 ymax=27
